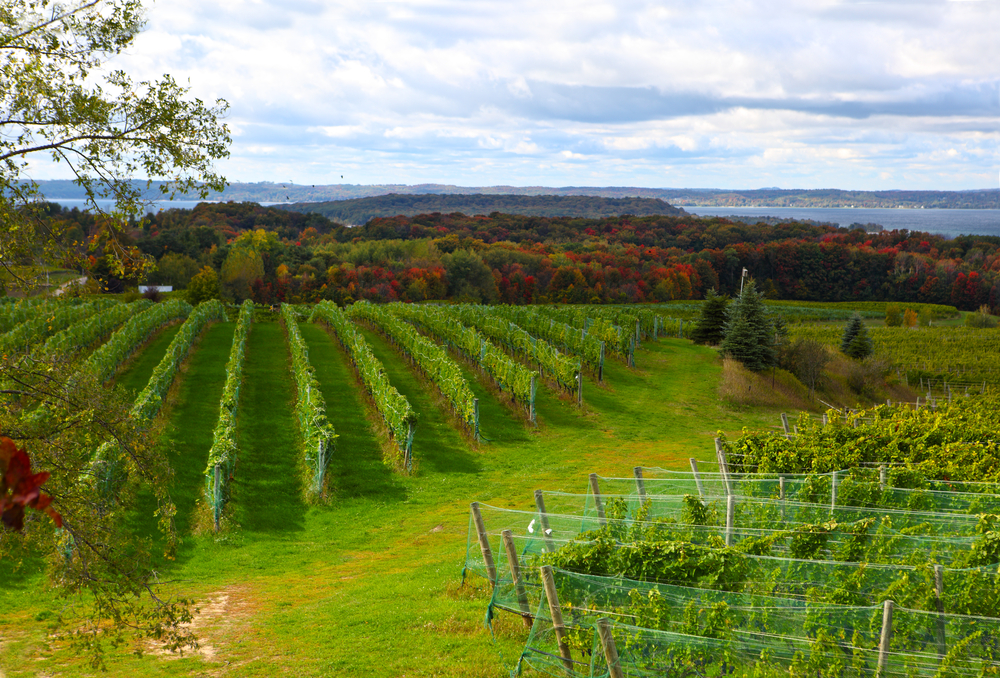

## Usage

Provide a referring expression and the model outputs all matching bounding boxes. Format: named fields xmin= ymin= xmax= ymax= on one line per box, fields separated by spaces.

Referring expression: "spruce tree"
xmin=721 ymin=281 xmax=776 ymax=372
xmin=691 ymin=288 xmax=729 ymax=345
xmin=841 ymin=313 xmax=873 ymax=359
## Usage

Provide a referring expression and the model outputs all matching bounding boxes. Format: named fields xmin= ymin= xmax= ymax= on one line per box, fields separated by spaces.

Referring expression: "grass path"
xmin=1 ymin=326 xmax=780 ymax=677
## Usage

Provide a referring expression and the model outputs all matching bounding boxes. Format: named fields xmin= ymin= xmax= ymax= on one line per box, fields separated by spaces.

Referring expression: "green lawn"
xmin=0 ymin=317 xmax=778 ymax=677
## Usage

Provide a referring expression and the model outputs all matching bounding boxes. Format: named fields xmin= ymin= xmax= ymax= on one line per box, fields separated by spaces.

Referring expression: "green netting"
xmin=515 ymin=568 xmax=1000 ymax=678
xmin=629 ymin=468 xmax=1000 ymax=514
xmin=465 ymin=504 xmax=1000 ymax=621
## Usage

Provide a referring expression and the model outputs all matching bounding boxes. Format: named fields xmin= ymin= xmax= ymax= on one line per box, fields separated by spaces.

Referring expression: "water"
xmin=45 ymin=198 xmax=285 ymax=213
xmin=684 ymin=206 xmax=1000 ymax=238
xmin=47 ymin=198 xmax=1000 ymax=239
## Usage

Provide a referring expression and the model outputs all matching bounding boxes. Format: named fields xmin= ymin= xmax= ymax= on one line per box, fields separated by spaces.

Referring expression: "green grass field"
xmin=1 ymin=316 xmax=781 ymax=676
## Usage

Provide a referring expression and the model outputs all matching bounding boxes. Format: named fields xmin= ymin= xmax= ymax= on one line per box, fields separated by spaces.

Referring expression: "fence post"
xmin=831 ymin=471 xmax=838 ymax=514
xmin=779 ymin=476 xmax=786 ymax=520
xmin=213 ymin=464 xmax=221 ymax=532
xmin=501 ymin=529 xmax=533 ymax=628
xmin=540 ymin=565 xmax=574 ymax=675
xmin=577 ymin=366 xmax=583 ymax=408
xmin=633 ymin=466 xmax=646 ymax=503
xmin=529 ymin=375 xmax=537 ymax=425
xmin=877 ymin=600 xmax=894 ymax=678
xmin=725 ymin=494 xmax=736 ymax=547
xmin=474 ymin=398 xmax=480 ymax=442
xmin=934 ymin=564 xmax=946 ymax=660
xmin=470 ymin=502 xmax=497 ymax=588
xmin=689 ymin=458 xmax=705 ymax=498
xmin=530 ymin=490 xmax=557 ymax=554
xmin=781 ymin=413 xmax=790 ymax=434
xmin=715 ymin=438 xmax=732 ymax=496
xmin=596 ymin=617 xmax=625 ymax=678
xmin=598 ymin=341 xmax=605 ymax=383
xmin=879 ymin=465 xmax=887 ymax=489
xmin=589 ymin=473 xmax=606 ymax=526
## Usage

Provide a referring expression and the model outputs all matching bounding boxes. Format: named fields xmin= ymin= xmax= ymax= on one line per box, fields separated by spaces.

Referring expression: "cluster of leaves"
xmin=721 ymin=394 xmax=1000 ymax=481
xmin=446 ymin=304 xmax=580 ymax=390
xmin=132 ymin=299 xmax=228 ymax=422
xmin=389 ymin=304 xmax=537 ymax=410
xmin=310 ymin=301 xmax=416 ymax=467
xmin=281 ymin=304 xmax=336 ymax=493
xmin=1 ymin=436 xmax=62 ymax=531
xmin=83 ymin=299 xmax=192 ymax=382
xmin=204 ymin=300 xmax=253 ymax=516
xmin=347 ymin=301 xmax=477 ymax=429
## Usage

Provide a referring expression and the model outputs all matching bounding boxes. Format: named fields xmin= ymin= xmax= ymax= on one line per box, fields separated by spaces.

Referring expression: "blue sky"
xmin=54 ymin=0 xmax=1000 ymax=189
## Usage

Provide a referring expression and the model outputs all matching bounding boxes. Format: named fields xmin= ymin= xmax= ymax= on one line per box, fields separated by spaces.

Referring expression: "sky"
xmin=49 ymin=0 xmax=1000 ymax=190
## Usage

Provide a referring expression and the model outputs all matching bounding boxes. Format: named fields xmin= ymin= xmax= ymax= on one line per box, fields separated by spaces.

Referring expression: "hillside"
xmin=275 ymin=193 xmax=687 ymax=224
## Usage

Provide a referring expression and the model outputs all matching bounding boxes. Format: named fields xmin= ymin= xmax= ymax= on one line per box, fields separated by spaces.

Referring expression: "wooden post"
xmin=470 ymin=502 xmax=497 ymax=587
xmin=689 ymin=458 xmax=705 ymax=498
xmin=725 ymin=494 xmax=736 ymax=547
xmin=877 ymin=600 xmax=894 ymax=678
xmin=501 ymin=529 xmax=532 ymax=628
xmin=822 ymin=413 xmax=828 ymax=426
xmin=577 ymin=367 xmax=583 ymax=408
xmin=934 ymin=564 xmax=946 ymax=660
xmin=831 ymin=471 xmax=838 ymax=514
xmin=598 ymin=341 xmax=605 ymax=383
xmin=781 ymin=412 xmax=790 ymax=434
xmin=715 ymin=438 xmax=732 ymax=496
xmin=633 ymin=466 xmax=646 ymax=502
xmin=540 ymin=565 xmax=574 ymax=674
xmin=779 ymin=476 xmax=786 ymax=520
xmin=596 ymin=618 xmax=625 ymax=678
xmin=474 ymin=398 xmax=480 ymax=442
xmin=589 ymin=473 xmax=606 ymax=526
xmin=213 ymin=464 xmax=221 ymax=532
xmin=529 ymin=375 xmax=537 ymax=425
xmin=879 ymin=465 xmax=887 ymax=489
xmin=534 ymin=489 xmax=555 ymax=553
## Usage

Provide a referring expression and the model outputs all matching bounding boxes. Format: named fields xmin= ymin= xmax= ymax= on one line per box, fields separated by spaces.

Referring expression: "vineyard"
xmin=1 ymin=295 xmax=998 ymax=677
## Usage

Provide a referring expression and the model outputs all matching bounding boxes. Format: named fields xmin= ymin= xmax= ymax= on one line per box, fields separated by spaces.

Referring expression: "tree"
xmin=965 ymin=305 xmax=998 ymax=329
xmin=721 ymin=280 xmax=776 ymax=372
xmin=187 ymin=265 xmax=221 ymax=304
xmin=885 ymin=304 xmax=903 ymax=327
xmin=903 ymin=308 xmax=918 ymax=328
xmin=690 ymin=288 xmax=729 ymax=345
xmin=841 ymin=313 xmax=873 ymax=359
xmin=1 ymin=0 xmax=230 ymax=291
xmin=787 ymin=338 xmax=830 ymax=396
xmin=1 ymin=0 xmax=228 ymax=662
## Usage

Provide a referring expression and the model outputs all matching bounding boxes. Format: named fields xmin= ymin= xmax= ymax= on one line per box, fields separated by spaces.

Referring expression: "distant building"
xmin=138 ymin=285 xmax=172 ymax=293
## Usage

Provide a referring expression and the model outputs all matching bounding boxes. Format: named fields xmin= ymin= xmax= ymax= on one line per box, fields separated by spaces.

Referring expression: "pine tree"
xmin=691 ymin=288 xmax=729 ymax=345
xmin=721 ymin=281 xmax=776 ymax=372
xmin=841 ymin=313 xmax=873 ymax=359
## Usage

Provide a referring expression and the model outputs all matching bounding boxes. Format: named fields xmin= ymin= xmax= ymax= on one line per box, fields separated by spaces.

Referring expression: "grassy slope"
xmin=0 ymin=321 xmax=777 ymax=677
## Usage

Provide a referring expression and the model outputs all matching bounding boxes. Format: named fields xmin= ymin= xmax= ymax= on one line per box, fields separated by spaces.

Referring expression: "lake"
xmin=684 ymin=206 xmax=1000 ymax=238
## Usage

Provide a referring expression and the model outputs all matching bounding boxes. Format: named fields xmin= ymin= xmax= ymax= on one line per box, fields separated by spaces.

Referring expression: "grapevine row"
xmin=310 ymin=301 xmax=416 ymax=471
xmin=346 ymin=301 xmax=478 ymax=436
xmin=0 ymin=297 xmax=59 ymax=334
xmin=132 ymin=300 xmax=228 ymax=422
xmin=388 ymin=303 xmax=538 ymax=418
xmin=0 ymin=299 xmax=116 ymax=353
xmin=443 ymin=304 xmax=580 ymax=390
xmin=281 ymin=304 xmax=336 ymax=494
xmin=484 ymin=304 xmax=606 ymax=376
xmin=533 ymin=305 xmax=635 ymax=365
xmin=83 ymin=299 xmax=193 ymax=382
xmin=204 ymin=300 xmax=254 ymax=529
xmin=42 ymin=299 xmax=151 ymax=357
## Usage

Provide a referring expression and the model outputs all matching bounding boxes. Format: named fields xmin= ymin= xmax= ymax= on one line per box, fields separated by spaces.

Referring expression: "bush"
xmin=187 ymin=266 xmax=221 ymax=305
xmin=885 ymin=304 xmax=902 ymax=327
xmin=965 ymin=305 xmax=998 ymax=329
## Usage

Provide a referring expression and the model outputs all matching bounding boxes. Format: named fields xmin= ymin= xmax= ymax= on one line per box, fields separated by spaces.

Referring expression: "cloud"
xmin=26 ymin=0 xmax=997 ymax=190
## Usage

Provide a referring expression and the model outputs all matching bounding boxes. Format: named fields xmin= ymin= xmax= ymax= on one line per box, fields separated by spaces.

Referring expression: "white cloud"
xmin=22 ymin=0 xmax=992 ymax=190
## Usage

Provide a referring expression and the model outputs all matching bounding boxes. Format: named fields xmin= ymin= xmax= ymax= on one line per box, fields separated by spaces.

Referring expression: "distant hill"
xmin=275 ymin=193 xmax=686 ymax=224
xmin=31 ymin=180 xmax=1000 ymax=210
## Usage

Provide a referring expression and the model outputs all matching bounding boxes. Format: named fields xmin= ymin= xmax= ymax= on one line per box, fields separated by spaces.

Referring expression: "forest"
xmin=25 ymin=200 xmax=1000 ymax=311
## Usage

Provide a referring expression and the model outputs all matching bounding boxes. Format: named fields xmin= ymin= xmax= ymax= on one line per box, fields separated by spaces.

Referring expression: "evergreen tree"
xmin=691 ymin=288 xmax=729 ymax=345
xmin=841 ymin=313 xmax=873 ymax=359
xmin=721 ymin=280 xmax=776 ymax=372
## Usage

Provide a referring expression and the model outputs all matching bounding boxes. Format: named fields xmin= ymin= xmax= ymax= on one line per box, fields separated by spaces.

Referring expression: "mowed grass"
xmin=1 ymin=318 xmax=779 ymax=677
